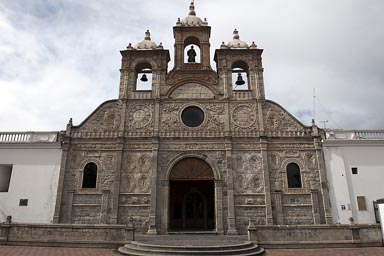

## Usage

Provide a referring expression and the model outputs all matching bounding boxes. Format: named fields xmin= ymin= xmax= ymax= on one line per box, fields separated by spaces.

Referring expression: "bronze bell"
xmin=235 ymin=73 xmax=245 ymax=85
xmin=140 ymin=74 xmax=148 ymax=82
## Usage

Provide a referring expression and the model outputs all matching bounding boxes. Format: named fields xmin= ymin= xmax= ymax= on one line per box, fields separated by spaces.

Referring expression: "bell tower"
xmin=172 ymin=1 xmax=212 ymax=71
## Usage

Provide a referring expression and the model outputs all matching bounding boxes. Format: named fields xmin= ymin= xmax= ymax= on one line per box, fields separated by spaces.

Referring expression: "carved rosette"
xmin=126 ymin=104 xmax=153 ymax=130
xmin=231 ymin=104 xmax=258 ymax=131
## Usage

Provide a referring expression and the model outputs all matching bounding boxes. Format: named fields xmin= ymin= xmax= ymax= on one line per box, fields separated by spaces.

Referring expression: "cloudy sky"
xmin=1 ymin=0 xmax=383 ymax=131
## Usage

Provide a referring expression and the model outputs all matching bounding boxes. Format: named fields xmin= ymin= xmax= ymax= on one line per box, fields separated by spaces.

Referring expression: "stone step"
xmin=118 ymin=239 xmax=265 ymax=256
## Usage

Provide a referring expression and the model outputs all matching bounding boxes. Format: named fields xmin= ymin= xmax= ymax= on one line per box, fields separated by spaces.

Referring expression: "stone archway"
xmin=169 ymin=157 xmax=215 ymax=230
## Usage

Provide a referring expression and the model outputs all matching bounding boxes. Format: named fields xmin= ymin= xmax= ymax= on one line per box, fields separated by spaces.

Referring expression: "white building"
xmin=323 ymin=130 xmax=384 ymax=225
xmin=0 ymin=132 xmax=62 ymax=223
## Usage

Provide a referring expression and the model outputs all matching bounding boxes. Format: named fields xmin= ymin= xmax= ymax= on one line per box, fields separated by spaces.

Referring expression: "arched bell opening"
xmin=231 ymin=60 xmax=249 ymax=90
xmin=184 ymin=36 xmax=201 ymax=63
xmin=135 ymin=62 xmax=153 ymax=91
xmin=168 ymin=157 xmax=215 ymax=231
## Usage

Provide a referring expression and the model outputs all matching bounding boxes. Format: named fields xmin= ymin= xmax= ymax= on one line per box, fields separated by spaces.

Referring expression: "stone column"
xmin=215 ymin=180 xmax=224 ymax=234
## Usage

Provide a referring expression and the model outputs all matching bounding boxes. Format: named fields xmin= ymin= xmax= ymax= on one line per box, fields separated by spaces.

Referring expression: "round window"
xmin=181 ymin=106 xmax=204 ymax=127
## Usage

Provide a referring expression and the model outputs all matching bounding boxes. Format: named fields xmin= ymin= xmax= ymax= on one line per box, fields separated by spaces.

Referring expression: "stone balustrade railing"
xmin=0 ymin=132 xmax=59 ymax=143
xmin=327 ymin=130 xmax=384 ymax=140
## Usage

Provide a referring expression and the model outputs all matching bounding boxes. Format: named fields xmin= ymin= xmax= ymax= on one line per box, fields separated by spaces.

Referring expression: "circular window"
xmin=181 ymin=106 xmax=204 ymax=127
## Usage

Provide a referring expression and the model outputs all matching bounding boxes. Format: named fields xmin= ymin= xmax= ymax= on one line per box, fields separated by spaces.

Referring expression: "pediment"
xmin=264 ymin=101 xmax=306 ymax=132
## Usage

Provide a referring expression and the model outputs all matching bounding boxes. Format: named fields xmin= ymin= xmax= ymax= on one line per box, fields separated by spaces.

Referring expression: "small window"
xmin=19 ymin=199 xmax=28 ymax=206
xmin=0 ymin=164 xmax=12 ymax=192
xmin=287 ymin=163 xmax=302 ymax=188
xmin=82 ymin=162 xmax=97 ymax=188
xmin=181 ymin=106 xmax=204 ymax=128
xmin=357 ymin=196 xmax=367 ymax=211
xmin=351 ymin=167 xmax=358 ymax=175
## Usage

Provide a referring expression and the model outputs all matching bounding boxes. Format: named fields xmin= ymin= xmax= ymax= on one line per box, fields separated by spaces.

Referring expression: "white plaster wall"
xmin=0 ymin=147 xmax=61 ymax=223
xmin=323 ymin=147 xmax=352 ymax=224
xmin=324 ymin=142 xmax=384 ymax=224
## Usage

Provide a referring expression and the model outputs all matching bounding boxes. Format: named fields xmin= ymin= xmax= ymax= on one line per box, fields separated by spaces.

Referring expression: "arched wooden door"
xmin=169 ymin=157 xmax=215 ymax=230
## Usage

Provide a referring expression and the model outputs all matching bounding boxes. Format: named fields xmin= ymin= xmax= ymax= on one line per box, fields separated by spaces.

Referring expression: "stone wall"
xmin=248 ymin=224 xmax=383 ymax=248
xmin=0 ymin=223 xmax=133 ymax=248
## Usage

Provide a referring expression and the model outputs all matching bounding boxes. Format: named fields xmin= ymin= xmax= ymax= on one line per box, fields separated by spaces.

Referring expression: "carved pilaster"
xmin=101 ymin=190 xmax=109 ymax=224
xmin=215 ymin=180 xmax=224 ymax=234
xmin=147 ymin=139 xmax=159 ymax=235
xmin=311 ymin=189 xmax=321 ymax=224
xmin=260 ymin=138 xmax=273 ymax=224
xmin=274 ymin=190 xmax=284 ymax=225
xmin=225 ymin=137 xmax=238 ymax=235
xmin=53 ymin=135 xmax=70 ymax=223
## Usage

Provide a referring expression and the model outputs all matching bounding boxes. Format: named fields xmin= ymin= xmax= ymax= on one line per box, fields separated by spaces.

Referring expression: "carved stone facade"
xmin=53 ymin=2 xmax=332 ymax=235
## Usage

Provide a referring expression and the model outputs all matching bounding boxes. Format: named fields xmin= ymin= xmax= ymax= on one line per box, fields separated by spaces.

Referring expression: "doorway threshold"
xmin=168 ymin=229 xmax=217 ymax=235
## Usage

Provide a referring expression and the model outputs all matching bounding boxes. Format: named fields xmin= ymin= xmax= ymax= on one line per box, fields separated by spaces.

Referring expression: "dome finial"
xmin=189 ymin=0 xmax=196 ymax=16
xmin=233 ymin=29 xmax=240 ymax=40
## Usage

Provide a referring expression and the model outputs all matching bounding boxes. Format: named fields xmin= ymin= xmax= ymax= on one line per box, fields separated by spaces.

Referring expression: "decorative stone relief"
xmin=233 ymin=153 xmax=264 ymax=193
xmin=231 ymin=104 xmax=257 ymax=128
xmin=304 ymin=152 xmax=318 ymax=170
xmin=268 ymin=152 xmax=281 ymax=170
xmin=121 ymin=153 xmax=152 ymax=193
xmin=205 ymin=104 xmax=225 ymax=129
xmin=264 ymin=103 xmax=304 ymax=132
xmin=161 ymin=103 xmax=181 ymax=129
xmin=230 ymin=104 xmax=258 ymax=132
xmin=160 ymin=103 xmax=225 ymax=131
xmin=80 ymin=101 xmax=122 ymax=132
xmin=126 ymin=104 xmax=153 ymax=130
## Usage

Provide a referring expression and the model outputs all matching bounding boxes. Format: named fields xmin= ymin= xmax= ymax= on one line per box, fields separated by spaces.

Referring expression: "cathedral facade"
xmin=53 ymin=2 xmax=332 ymax=235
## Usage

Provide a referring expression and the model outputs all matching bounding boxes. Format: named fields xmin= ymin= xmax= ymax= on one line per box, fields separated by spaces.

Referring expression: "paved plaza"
xmin=1 ymin=246 xmax=384 ymax=256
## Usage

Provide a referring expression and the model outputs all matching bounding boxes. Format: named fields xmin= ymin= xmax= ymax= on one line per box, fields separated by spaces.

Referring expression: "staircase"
xmin=118 ymin=235 xmax=265 ymax=256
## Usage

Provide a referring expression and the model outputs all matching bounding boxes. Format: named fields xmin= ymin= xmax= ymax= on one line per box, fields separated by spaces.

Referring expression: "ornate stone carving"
xmin=304 ymin=152 xmax=317 ymax=170
xmin=269 ymin=152 xmax=281 ymax=170
xmin=121 ymin=153 xmax=152 ymax=193
xmin=127 ymin=104 xmax=153 ymax=130
xmin=231 ymin=104 xmax=257 ymax=128
xmin=264 ymin=102 xmax=304 ymax=132
xmin=233 ymin=153 xmax=264 ymax=193
xmin=205 ymin=104 xmax=225 ymax=129
xmin=80 ymin=101 xmax=122 ymax=132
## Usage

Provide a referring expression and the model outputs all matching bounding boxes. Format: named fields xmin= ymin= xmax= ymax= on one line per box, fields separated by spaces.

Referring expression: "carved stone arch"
xmin=184 ymin=36 xmax=201 ymax=48
xmin=165 ymin=153 xmax=221 ymax=181
xmin=131 ymin=58 xmax=157 ymax=71
xmin=78 ymin=157 xmax=103 ymax=190
xmin=231 ymin=59 xmax=250 ymax=71
xmin=280 ymin=158 xmax=305 ymax=191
